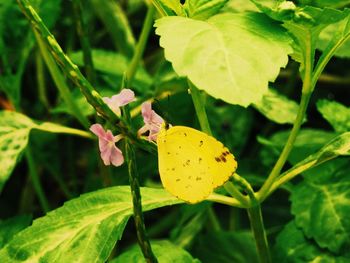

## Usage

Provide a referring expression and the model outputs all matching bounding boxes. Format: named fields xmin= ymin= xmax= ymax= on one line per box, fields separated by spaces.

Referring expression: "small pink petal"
xmin=114 ymin=89 xmax=135 ymax=106
xmin=110 ymin=146 xmax=124 ymax=166
xmin=90 ymin=124 xmax=106 ymax=138
xmin=139 ymin=102 xmax=164 ymax=142
xmin=90 ymin=123 xmax=125 ymax=167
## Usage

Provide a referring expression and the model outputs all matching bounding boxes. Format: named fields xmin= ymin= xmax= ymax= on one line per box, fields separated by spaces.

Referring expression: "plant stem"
xmin=25 ymin=146 xmax=50 ymax=213
xmin=34 ymin=31 xmax=90 ymax=129
xmin=247 ymin=205 xmax=271 ymax=263
xmin=35 ymin=50 xmax=49 ymax=108
xmin=125 ymin=139 xmax=158 ymax=263
xmin=257 ymin=36 xmax=314 ymax=202
xmin=72 ymin=0 xmax=96 ymax=85
xmin=188 ymin=80 xmax=212 ymax=135
xmin=125 ymin=5 xmax=155 ymax=85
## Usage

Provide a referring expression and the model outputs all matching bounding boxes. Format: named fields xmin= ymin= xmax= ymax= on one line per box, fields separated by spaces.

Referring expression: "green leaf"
xmin=299 ymin=0 xmax=350 ymax=9
xmin=70 ymin=49 xmax=152 ymax=92
xmin=274 ymin=221 xmax=349 ymax=262
xmin=317 ymin=19 xmax=350 ymax=58
xmin=0 ymin=110 xmax=93 ymax=192
xmin=223 ymin=0 xmax=259 ymax=13
xmin=151 ymin=0 xmax=184 ymax=16
xmin=250 ymin=1 xmax=348 ymax=73
xmin=183 ymin=0 xmax=229 ymax=20
xmin=112 ymin=240 xmax=199 ymax=263
xmin=317 ymin=99 xmax=350 ymax=133
xmin=0 ymin=111 xmax=36 ymax=192
xmin=191 ymin=231 xmax=258 ymax=263
xmin=0 ymin=215 xmax=32 ymax=249
xmin=0 ymin=187 xmax=182 ymax=262
xmin=155 ymin=12 xmax=292 ymax=107
xmin=253 ymin=88 xmax=303 ymax=124
xmin=291 ymin=165 xmax=350 ymax=254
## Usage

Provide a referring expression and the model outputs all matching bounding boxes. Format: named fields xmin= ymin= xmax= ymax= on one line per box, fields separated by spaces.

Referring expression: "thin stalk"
xmin=188 ymin=81 xmax=212 ymax=135
xmin=72 ymin=0 xmax=96 ymax=84
xmin=35 ymin=50 xmax=49 ymax=108
xmin=206 ymin=193 xmax=245 ymax=208
xmin=247 ymin=205 xmax=271 ymax=263
xmin=25 ymin=146 xmax=50 ymax=213
xmin=125 ymin=5 xmax=155 ymax=85
xmin=34 ymin=31 xmax=90 ymax=129
xmin=208 ymin=207 xmax=221 ymax=231
xmin=125 ymin=139 xmax=158 ymax=263
xmin=257 ymin=36 xmax=314 ymax=202
xmin=224 ymin=182 xmax=249 ymax=207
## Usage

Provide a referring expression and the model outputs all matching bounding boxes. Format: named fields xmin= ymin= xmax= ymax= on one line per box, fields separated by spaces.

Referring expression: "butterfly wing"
xmin=157 ymin=126 xmax=237 ymax=203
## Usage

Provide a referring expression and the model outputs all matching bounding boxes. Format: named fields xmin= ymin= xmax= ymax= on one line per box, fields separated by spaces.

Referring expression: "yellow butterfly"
xmin=157 ymin=125 xmax=237 ymax=204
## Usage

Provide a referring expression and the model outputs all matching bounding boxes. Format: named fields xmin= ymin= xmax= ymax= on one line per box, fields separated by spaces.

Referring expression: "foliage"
xmin=0 ymin=0 xmax=350 ymax=262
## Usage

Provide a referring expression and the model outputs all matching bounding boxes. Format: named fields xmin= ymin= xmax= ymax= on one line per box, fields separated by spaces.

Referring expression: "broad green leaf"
xmin=317 ymin=99 xmax=350 ymax=133
xmin=318 ymin=20 xmax=350 ymax=58
xmin=299 ymin=0 xmax=350 ymax=9
xmin=112 ymin=240 xmax=199 ymax=263
xmin=0 ymin=187 xmax=182 ymax=262
xmin=0 ymin=110 xmax=93 ymax=192
xmin=250 ymin=1 xmax=348 ymax=74
xmin=155 ymin=12 xmax=292 ymax=107
xmin=0 ymin=111 xmax=36 ymax=192
xmin=291 ymin=165 xmax=350 ymax=254
xmin=253 ymin=88 xmax=302 ymax=124
xmin=274 ymin=221 xmax=349 ymax=262
xmin=223 ymin=0 xmax=259 ymax=13
xmin=191 ymin=231 xmax=258 ymax=263
xmin=151 ymin=0 xmax=184 ymax=16
xmin=0 ymin=215 xmax=32 ymax=249
xmin=70 ymin=49 xmax=152 ymax=92
xmin=183 ymin=0 xmax=228 ymax=20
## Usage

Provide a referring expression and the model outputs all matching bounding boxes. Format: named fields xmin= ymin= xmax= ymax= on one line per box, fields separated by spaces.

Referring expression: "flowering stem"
xmin=17 ymin=0 xmax=119 ymax=123
xmin=125 ymin=139 xmax=158 ymax=263
xmin=17 ymin=0 xmax=156 ymax=154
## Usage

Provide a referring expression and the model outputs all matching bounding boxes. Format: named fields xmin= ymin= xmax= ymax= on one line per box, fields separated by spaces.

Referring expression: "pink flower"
xmin=103 ymin=89 xmax=135 ymax=115
xmin=90 ymin=124 xmax=124 ymax=167
xmin=138 ymin=102 xmax=164 ymax=141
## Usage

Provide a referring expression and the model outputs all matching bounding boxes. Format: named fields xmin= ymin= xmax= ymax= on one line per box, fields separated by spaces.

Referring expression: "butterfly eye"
xmin=165 ymin=122 xmax=170 ymax=130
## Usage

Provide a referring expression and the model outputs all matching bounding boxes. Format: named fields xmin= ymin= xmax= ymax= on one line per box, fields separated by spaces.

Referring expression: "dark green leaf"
xmin=184 ymin=0 xmax=228 ymax=20
xmin=253 ymin=88 xmax=303 ymax=124
xmin=317 ymin=100 xmax=350 ymax=133
xmin=112 ymin=240 xmax=200 ymax=263
xmin=291 ymin=158 xmax=350 ymax=254
xmin=274 ymin=221 xmax=349 ymax=262
xmin=155 ymin=12 xmax=292 ymax=107
xmin=192 ymin=231 xmax=258 ymax=263
xmin=0 ymin=111 xmax=36 ymax=192
xmin=0 ymin=215 xmax=32 ymax=249
xmin=70 ymin=49 xmax=152 ymax=92
xmin=0 ymin=187 xmax=182 ymax=262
